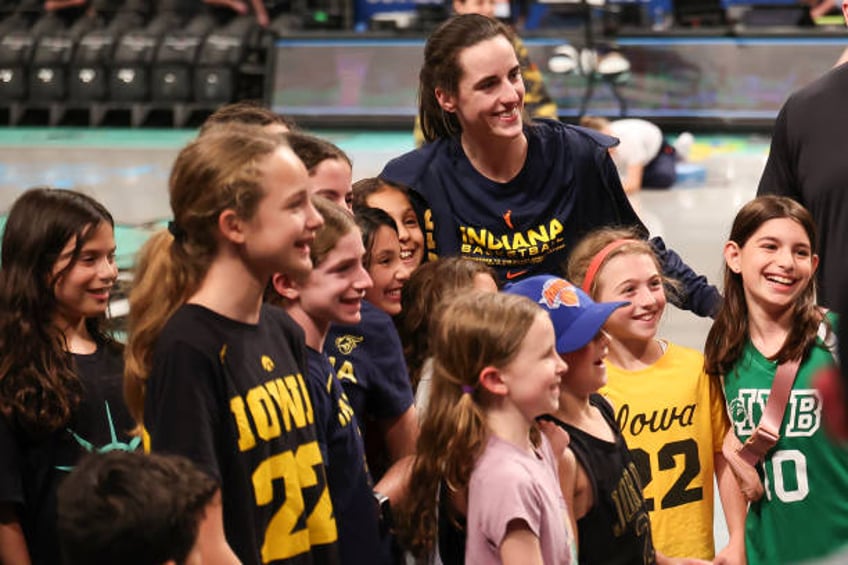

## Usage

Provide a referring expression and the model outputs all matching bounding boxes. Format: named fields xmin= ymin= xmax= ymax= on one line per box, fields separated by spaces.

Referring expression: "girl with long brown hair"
xmin=0 ymin=188 xmax=136 ymax=565
xmin=704 ymin=195 xmax=848 ymax=564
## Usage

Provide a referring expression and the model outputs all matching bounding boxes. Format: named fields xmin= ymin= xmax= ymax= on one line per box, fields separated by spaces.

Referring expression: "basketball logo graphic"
xmin=541 ymin=278 xmax=580 ymax=309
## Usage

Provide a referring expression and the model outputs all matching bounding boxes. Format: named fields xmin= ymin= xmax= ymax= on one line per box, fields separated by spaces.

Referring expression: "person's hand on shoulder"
xmin=538 ymin=418 xmax=570 ymax=456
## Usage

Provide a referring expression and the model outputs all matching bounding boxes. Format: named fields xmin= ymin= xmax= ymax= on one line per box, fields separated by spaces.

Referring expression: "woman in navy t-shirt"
xmin=381 ymin=14 xmax=719 ymax=318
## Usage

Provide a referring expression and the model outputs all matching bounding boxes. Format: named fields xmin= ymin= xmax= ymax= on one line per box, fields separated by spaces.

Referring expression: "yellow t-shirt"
xmin=601 ymin=342 xmax=729 ymax=560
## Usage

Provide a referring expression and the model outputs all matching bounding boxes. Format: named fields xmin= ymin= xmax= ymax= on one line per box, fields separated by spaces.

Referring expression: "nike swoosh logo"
xmin=505 ymin=269 xmax=529 ymax=280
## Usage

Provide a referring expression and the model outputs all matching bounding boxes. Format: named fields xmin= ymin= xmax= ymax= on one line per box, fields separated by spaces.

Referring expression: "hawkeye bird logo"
xmin=335 ymin=334 xmax=364 ymax=355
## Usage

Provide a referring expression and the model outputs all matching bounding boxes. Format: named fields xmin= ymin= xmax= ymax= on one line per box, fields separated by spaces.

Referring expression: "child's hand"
xmin=538 ymin=418 xmax=570 ymax=456
xmin=721 ymin=430 xmax=764 ymax=502
xmin=714 ymin=538 xmax=746 ymax=565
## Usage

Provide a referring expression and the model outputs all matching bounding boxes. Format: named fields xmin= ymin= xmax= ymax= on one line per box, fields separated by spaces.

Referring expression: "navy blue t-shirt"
xmin=381 ymin=119 xmax=719 ymax=317
xmin=324 ymin=301 xmax=414 ymax=477
xmin=305 ymin=348 xmax=385 ymax=565
xmin=324 ymin=301 xmax=413 ymax=426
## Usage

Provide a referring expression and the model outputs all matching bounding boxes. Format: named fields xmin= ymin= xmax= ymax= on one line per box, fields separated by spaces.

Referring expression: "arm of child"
xmin=380 ymin=405 xmax=420 ymax=462
xmin=713 ymin=453 xmax=748 ymax=565
xmin=373 ymin=455 xmax=414 ymax=508
xmin=196 ymin=491 xmax=240 ymax=565
xmin=500 ymin=519 xmax=544 ymax=565
xmin=538 ymin=419 xmax=581 ymax=544
xmin=0 ymin=502 xmax=30 ymax=565
xmin=556 ymin=446 xmax=580 ymax=546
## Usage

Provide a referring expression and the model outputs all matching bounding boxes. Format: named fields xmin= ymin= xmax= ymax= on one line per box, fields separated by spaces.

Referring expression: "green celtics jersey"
xmin=723 ymin=313 xmax=848 ymax=564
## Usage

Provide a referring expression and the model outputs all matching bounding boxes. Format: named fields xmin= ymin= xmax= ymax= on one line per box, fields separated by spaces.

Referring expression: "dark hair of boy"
xmin=57 ymin=450 xmax=218 ymax=565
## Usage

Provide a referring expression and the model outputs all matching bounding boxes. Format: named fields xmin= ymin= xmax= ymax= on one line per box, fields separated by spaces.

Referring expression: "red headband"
xmin=581 ymin=239 xmax=640 ymax=293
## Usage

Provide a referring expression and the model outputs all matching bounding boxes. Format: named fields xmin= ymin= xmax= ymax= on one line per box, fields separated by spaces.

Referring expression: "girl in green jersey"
xmin=705 ymin=195 xmax=848 ymax=564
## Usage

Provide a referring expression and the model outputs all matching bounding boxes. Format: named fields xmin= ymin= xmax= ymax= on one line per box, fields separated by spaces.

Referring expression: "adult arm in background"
xmin=44 ymin=0 xmax=87 ymax=10
xmin=204 ymin=0 xmax=269 ymax=24
xmin=250 ymin=0 xmax=269 ymax=26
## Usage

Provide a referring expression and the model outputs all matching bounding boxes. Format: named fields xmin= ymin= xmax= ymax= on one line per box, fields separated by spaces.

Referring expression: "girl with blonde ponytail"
xmin=124 ymin=125 xmax=339 ymax=565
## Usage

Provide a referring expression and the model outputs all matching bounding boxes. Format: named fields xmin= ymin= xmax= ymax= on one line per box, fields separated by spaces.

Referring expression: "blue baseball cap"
xmin=504 ymin=275 xmax=628 ymax=354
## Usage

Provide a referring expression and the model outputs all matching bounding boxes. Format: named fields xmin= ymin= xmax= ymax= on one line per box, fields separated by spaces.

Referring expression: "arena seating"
xmin=0 ymin=3 xmax=276 ymax=126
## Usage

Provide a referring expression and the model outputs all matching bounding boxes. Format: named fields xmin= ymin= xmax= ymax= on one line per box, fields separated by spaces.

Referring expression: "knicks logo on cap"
xmin=541 ymin=279 xmax=579 ymax=309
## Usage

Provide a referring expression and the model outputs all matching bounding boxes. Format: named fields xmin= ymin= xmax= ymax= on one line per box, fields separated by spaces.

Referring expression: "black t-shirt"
xmin=305 ymin=348 xmax=385 ymax=565
xmin=550 ymin=394 xmax=655 ymax=565
xmin=324 ymin=301 xmax=414 ymax=478
xmin=757 ymin=63 xmax=848 ymax=309
xmin=145 ymin=304 xmax=340 ymax=565
xmin=0 ymin=343 xmax=138 ymax=565
xmin=381 ymin=120 xmax=719 ymax=317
